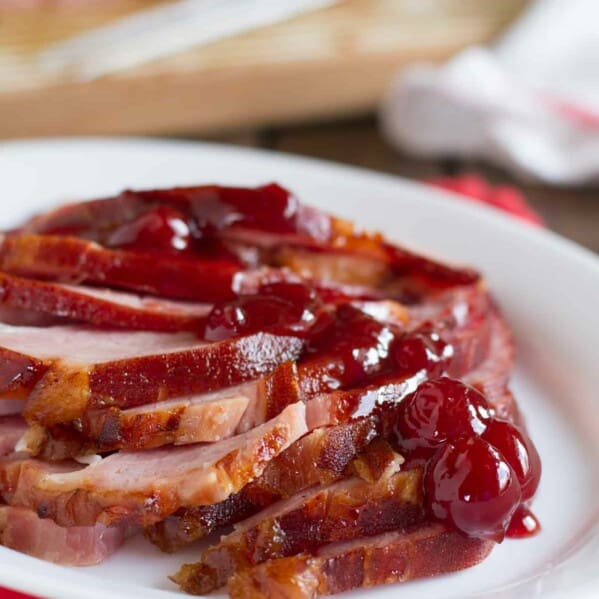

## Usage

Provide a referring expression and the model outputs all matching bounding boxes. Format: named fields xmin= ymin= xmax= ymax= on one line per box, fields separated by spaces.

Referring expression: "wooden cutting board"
xmin=0 ymin=0 xmax=527 ymax=140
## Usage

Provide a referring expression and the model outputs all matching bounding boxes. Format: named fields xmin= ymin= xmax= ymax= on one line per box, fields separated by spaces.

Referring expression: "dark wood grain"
xmin=234 ymin=116 xmax=599 ymax=254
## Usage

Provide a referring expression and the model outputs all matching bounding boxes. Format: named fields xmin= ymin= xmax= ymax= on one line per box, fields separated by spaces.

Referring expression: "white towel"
xmin=381 ymin=0 xmax=599 ymax=185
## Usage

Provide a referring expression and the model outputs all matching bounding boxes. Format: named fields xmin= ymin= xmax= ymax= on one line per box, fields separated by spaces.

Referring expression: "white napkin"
xmin=381 ymin=0 xmax=599 ymax=185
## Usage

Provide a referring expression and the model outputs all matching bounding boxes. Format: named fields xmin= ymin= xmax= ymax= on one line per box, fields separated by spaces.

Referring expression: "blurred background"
xmin=0 ymin=0 xmax=597 ymax=252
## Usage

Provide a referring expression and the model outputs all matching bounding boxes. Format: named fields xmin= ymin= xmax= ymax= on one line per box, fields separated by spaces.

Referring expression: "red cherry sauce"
xmin=203 ymin=281 xmax=323 ymax=342
xmin=388 ymin=377 xmax=541 ymax=542
xmin=303 ymin=304 xmax=396 ymax=389
xmin=390 ymin=328 xmax=454 ymax=379
xmin=186 ymin=183 xmax=331 ymax=242
xmin=107 ymin=206 xmax=192 ymax=253
xmin=426 ymin=436 xmax=522 ymax=542
xmin=506 ymin=505 xmax=541 ymax=538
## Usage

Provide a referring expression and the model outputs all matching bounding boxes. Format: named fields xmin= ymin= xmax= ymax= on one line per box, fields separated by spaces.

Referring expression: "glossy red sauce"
xmin=107 ymin=206 xmax=192 ymax=253
xmin=386 ymin=377 xmax=541 ymax=542
xmin=506 ymin=505 xmax=541 ymax=538
xmin=24 ymin=183 xmax=478 ymax=293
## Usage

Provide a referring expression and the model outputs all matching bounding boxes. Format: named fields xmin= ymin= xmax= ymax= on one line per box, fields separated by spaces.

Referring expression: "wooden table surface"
xmin=208 ymin=115 xmax=599 ymax=254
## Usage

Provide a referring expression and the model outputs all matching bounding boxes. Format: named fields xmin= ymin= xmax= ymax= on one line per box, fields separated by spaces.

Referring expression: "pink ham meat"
xmin=227 ymin=525 xmax=494 ymax=599
xmin=0 ymin=234 xmax=242 ymax=302
xmin=0 ymin=403 xmax=308 ymax=528
xmin=0 ymin=323 xmax=303 ymax=424
xmin=173 ymin=468 xmax=425 ymax=595
xmin=145 ymin=419 xmax=388 ymax=553
xmin=0 ymin=271 xmax=211 ymax=330
xmin=0 ymin=417 xmax=127 ymax=566
xmin=0 ymin=505 xmax=126 ymax=566
xmin=24 ymin=381 xmax=263 ymax=458
xmin=0 ymin=416 xmax=27 ymax=456
xmin=0 ymin=400 xmax=24 ymax=416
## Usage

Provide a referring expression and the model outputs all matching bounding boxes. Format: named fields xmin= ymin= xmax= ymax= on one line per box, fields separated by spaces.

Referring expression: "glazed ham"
xmin=145 ymin=308 xmax=513 ymax=553
xmin=173 ymin=469 xmax=425 ymax=595
xmin=0 ymin=234 xmax=242 ymax=302
xmin=0 ymin=271 xmax=211 ymax=330
xmin=227 ymin=525 xmax=494 ymax=599
xmin=0 ymin=323 xmax=303 ymax=423
xmin=0 ymin=416 xmax=127 ymax=566
xmin=0 ymin=403 xmax=308 ymax=528
xmin=0 ymin=182 xmax=541 ymax=599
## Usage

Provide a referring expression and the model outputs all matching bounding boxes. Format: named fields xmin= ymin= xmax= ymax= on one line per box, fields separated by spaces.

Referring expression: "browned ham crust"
xmin=227 ymin=525 xmax=494 ymax=599
xmin=0 ymin=324 xmax=302 ymax=425
xmin=0 ymin=234 xmax=242 ymax=302
xmin=0 ymin=271 xmax=211 ymax=330
xmin=173 ymin=468 xmax=425 ymax=594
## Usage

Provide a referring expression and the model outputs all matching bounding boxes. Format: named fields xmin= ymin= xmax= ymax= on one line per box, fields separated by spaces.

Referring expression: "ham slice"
xmin=14 ymin=184 xmax=478 ymax=294
xmin=21 ymin=287 xmax=491 ymax=458
xmin=0 ymin=323 xmax=303 ymax=425
xmin=0 ymin=400 xmax=24 ymax=416
xmin=17 ymin=184 xmax=332 ymax=247
xmin=227 ymin=525 xmax=494 ymax=599
xmin=0 ymin=416 xmax=27 ymax=456
xmin=173 ymin=469 xmax=425 ymax=594
xmin=0 ymin=403 xmax=308 ymax=528
xmin=0 ymin=418 xmax=126 ymax=566
xmin=145 ymin=420 xmax=390 ymax=553
xmin=0 ymin=272 xmax=211 ymax=331
xmin=0 ymin=234 xmax=241 ymax=302
xmin=0 ymin=505 xmax=126 ymax=566
xmin=24 ymin=382 xmax=261 ymax=458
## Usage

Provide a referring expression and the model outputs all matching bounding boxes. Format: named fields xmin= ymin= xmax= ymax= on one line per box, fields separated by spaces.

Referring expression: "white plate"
xmin=0 ymin=139 xmax=597 ymax=599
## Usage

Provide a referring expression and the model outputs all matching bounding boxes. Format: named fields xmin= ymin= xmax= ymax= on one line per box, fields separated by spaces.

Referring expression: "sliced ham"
xmin=173 ymin=469 xmax=425 ymax=594
xmin=0 ymin=417 xmax=126 ymax=567
xmin=0 ymin=416 xmax=27 ymax=456
xmin=145 ymin=420 xmax=387 ymax=552
xmin=24 ymin=382 xmax=261 ymax=458
xmin=0 ymin=400 xmax=24 ymax=416
xmin=0 ymin=505 xmax=126 ymax=566
xmin=17 ymin=184 xmax=332 ymax=247
xmin=0 ymin=323 xmax=303 ymax=425
xmin=15 ymin=185 xmax=478 ymax=293
xmin=0 ymin=272 xmax=211 ymax=331
xmin=145 ymin=305 xmax=513 ymax=553
xmin=0 ymin=402 xmax=308 ymax=528
xmin=227 ymin=524 xmax=494 ymax=599
xmin=0 ymin=234 xmax=242 ymax=302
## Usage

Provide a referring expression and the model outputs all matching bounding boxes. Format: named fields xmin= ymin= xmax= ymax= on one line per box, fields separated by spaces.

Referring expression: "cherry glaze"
xmin=506 ymin=505 xmax=541 ymax=538
xmin=203 ymin=281 xmax=321 ymax=342
xmin=393 ymin=378 xmax=492 ymax=452
xmin=107 ymin=206 xmax=192 ymax=253
xmin=305 ymin=304 xmax=396 ymax=388
xmin=391 ymin=329 xmax=453 ymax=378
xmin=482 ymin=419 xmax=542 ymax=501
xmin=425 ymin=436 xmax=522 ymax=542
xmin=189 ymin=183 xmax=325 ymax=239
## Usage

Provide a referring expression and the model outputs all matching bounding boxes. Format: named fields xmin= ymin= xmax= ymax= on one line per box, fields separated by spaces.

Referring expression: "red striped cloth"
xmin=0 ymin=174 xmax=543 ymax=599
xmin=427 ymin=174 xmax=544 ymax=227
